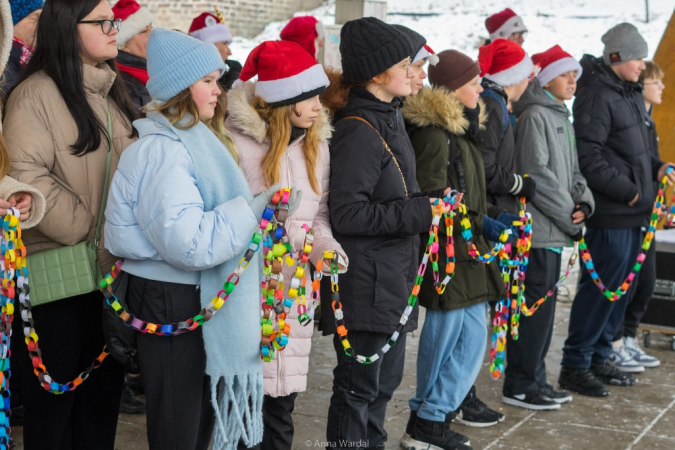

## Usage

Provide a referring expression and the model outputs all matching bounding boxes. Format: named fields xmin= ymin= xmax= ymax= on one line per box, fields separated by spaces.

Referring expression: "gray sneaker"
xmin=623 ymin=336 xmax=660 ymax=368
xmin=607 ymin=344 xmax=645 ymax=373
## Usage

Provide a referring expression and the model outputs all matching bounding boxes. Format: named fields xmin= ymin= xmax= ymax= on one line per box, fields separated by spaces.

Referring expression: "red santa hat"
xmin=189 ymin=12 xmax=233 ymax=45
xmin=238 ymin=40 xmax=329 ymax=107
xmin=532 ymin=45 xmax=582 ymax=87
xmin=413 ymin=44 xmax=439 ymax=66
xmin=112 ymin=0 xmax=154 ymax=49
xmin=280 ymin=16 xmax=325 ymax=61
xmin=485 ymin=8 xmax=527 ymax=42
xmin=479 ymin=38 xmax=533 ymax=87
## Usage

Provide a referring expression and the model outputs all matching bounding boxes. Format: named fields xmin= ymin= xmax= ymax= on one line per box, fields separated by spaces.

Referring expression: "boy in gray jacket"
xmin=505 ymin=45 xmax=595 ymax=410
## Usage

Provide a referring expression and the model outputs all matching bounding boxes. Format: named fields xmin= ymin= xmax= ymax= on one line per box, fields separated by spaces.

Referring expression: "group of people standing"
xmin=0 ymin=1 xmax=670 ymax=450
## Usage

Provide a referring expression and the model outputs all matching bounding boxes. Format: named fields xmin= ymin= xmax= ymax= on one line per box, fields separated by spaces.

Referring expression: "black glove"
xmin=517 ymin=177 xmax=537 ymax=202
xmin=573 ymin=203 xmax=592 ymax=221
xmin=482 ymin=215 xmax=516 ymax=244
xmin=571 ymin=230 xmax=584 ymax=242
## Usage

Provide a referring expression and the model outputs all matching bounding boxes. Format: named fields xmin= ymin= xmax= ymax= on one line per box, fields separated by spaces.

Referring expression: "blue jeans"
xmin=562 ymin=227 xmax=641 ymax=369
xmin=409 ymin=303 xmax=488 ymax=422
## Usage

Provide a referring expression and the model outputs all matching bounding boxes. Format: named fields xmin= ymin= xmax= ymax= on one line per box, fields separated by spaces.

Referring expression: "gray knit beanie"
xmin=602 ymin=23 xmax=648 ymax=66
xmin=340 ymin=17 xmax=414 ymax=83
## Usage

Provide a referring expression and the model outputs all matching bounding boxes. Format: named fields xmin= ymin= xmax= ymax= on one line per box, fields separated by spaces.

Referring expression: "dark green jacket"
xmin=403 ymin=86 xmax=506 ymax=311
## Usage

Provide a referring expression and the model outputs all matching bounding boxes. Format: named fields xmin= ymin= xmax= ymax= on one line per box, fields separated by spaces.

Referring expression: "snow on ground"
xmin=230 ymin=0 xmax=675 ymax=67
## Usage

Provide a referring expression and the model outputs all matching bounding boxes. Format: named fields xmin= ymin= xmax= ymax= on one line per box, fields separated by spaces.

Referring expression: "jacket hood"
xmin=512 ymin=80 xmax=568 ymax=118
xmin=133 ymin=117 xmax=180 ymax=141
xmin=226 ymin=80 xmax=332 ymax=144
xmin=577 ymin=54 xmax=642 ymax=96
xmin=401 ymin=86 xmax=487 ymax=135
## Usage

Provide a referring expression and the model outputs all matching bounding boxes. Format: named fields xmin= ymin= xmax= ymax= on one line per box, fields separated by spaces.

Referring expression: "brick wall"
xmin=144 ymin=0 xmax=324 ymax=38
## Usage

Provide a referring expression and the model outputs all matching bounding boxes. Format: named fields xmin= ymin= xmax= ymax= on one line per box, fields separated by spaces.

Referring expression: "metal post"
xmin=646 ymin=0 xmax=650 ymax=23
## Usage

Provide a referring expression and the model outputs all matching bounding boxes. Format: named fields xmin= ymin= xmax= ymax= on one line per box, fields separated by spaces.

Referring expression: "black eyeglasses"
xmin=78 ymin=19 xmax=121 ymax=35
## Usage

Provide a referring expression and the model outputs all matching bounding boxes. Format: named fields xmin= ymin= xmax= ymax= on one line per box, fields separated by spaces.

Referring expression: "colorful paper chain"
xmin=579 ymin=167 xmax=674 ymax=301
xmin=260 ymin=189 xmax=313 ymax=361
xmin=331 ymin=194 xmax=460 ymax=364
xmin=520 ymin=249 xmax=578 ymax=317
xmin=99 ymin=189 xmax=310 ymax=364
xmin=489 ymin=197 xmax=533 ymax=379
xmin=459 ymin=204 xmax=513 ymax=263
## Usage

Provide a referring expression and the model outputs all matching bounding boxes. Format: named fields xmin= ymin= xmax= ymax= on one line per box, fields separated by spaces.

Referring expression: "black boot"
xmin=126 ymin=372 xmax=145 ymax=395
xmin=407 ymin=416 xmax=472 ymax=450
xmin=119 ymin=375 xmax=145 ymax=414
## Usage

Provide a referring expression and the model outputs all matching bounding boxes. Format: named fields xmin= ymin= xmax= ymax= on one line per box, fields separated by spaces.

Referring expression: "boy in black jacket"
xmin=559 ymin=23 xmax=675 ymax=397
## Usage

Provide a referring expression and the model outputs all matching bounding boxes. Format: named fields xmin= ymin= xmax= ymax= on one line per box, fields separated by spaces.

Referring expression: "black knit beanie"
xmin=392 ymin=25 xmax=426 ymax=61
xmin=340 ymin=17 xmax=414 ymax=83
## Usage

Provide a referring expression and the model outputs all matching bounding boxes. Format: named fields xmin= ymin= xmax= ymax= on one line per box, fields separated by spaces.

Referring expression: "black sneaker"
xmin=540 ymin=384 xmax=572 ymax=404
xmin=591 ymin=361 xmax=637 ymax=386
xmin=454 ymin=386 xmax=504 ymax=428
xmin=399 ymin=410 xmax=417 ymax=448
xmin=502 ymin=388 xmax=560 ymax=411
xmin=558 ymin=367 xmax=609 ymax=397
xmin=406 ymin=417 xmax=472 ymax=450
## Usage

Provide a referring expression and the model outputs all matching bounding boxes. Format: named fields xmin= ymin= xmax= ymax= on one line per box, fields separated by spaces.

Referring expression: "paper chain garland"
xmin=331 ymin=194 xmax=462 ymax=364
xmin=260 ymin=190 xmax=314 ymax=362
xmin=578 ymin=167 xmax=675 ymax=301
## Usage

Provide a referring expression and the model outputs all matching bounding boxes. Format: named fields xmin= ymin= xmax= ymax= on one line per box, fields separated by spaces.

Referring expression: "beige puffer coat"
xmin=226 ymin=81 xmax=348 ymax=397
xmin=4 ymin=64 xmax=137 ymax=273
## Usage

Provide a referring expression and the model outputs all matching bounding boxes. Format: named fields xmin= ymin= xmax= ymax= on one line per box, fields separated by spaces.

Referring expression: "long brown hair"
xmin=145 ymin=89 xmax=239 ymax=164
xmin=0 ymin=132 xmax=9 ymax=179
xmin=250 ymin=96 xmax=322 ymax=194
xmin=320 ymin=68 xmax=392 ymax=114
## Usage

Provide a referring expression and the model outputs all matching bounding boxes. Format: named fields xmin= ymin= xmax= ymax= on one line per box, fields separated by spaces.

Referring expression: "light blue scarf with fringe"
xmin=148 ymin=111 xmax=263 ymax=449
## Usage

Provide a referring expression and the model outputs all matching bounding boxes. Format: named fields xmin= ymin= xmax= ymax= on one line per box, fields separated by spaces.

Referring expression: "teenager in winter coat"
xmin=560 ymin=23 xmax=675 ymax=396
xmin=391 ymin=25 xmax=439 ymax=96
xmin=479 ymin=39 xmax=536 ymax=214
xmin=612 ymin=61 xmax=666 ymax=369
xmin=226 ymin=40 xmax=348 ymax=450
xmin=105 ymin=29 xmax=292 ymax=450
xmin=113 ymin=0 xmax=152 ymax=113
xmin=505 ymin=45 xmax=595 ymax=411
xmin=401 ymin=49 xmax=513 ymax=450
xmin=319 ymin=18 xmax=451 ymax=448
xmin=3 ymin=0 xmax=138 ymax=447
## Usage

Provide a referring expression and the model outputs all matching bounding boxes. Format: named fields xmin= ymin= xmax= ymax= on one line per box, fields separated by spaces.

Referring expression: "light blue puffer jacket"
xmin=104 ymin=118 xmax=258 ymax=284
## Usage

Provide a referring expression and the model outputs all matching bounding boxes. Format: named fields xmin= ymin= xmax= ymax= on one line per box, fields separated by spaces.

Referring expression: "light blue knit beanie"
xmin=146 ymin=28 xmax=226 ymax=101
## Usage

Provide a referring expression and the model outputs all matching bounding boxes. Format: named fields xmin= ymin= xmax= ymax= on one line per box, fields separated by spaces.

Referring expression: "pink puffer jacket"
xmin=226 ymin=82 xmax=348 ymax=398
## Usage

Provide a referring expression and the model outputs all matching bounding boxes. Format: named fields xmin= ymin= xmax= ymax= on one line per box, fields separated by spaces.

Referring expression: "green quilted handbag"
xmin=26 ymin=102 xmax=114 ymax=306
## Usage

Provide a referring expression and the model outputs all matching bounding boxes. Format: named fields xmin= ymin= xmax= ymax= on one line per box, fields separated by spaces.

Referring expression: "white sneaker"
xmin=624 ymin=336 xmax=661 ymax=368
xmin=608 ymin=344 xmax=645 ymax=373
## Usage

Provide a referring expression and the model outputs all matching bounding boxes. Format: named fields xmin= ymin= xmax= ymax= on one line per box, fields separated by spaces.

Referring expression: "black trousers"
xmin=327 ymin=330 xmax=407 ymax=449
xmin=504 ymin=248 xmax=561 ymax=395
xmin=243 ymin=393 xmax=298 ymax=450
xmin=19 ymin=290 xmax=125 ymax=450
xmin=615 ymin=241 xmax=657 ymax=340
xmin=127 ymin=275 xmax=214 ymax=450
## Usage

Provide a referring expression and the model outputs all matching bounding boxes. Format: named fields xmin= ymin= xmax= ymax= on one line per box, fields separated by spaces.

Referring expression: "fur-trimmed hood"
xmin=402 ymin=86 xmax=487 ymax=136
xmin=226 ymin=80 xmax=332 ymax=143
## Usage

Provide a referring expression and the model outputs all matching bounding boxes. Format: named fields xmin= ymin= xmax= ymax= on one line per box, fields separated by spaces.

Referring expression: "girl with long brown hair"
xmin=225 ymin=40 xmax=348 ymax=449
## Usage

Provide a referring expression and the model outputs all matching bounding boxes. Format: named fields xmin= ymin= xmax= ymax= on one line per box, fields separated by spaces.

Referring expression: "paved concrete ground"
xmin=11 ymin=250 xmax=675 ymax=449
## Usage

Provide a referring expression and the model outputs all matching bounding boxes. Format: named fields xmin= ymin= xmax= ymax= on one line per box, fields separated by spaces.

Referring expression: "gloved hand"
xmin=248 ymin=182 xmax=282 ymax=219
xmin=496 ymin=212 xmax=520 ymax=238
xmin=571 ymin=229 xmax=584 ymax=242
xmin=518 ymin=177 xmax=537 ymax=202
xmin=572 ymin=203 xmax=592 ymax=221
xmin=482 ymin=215 xmax=516 ymax=244
xmin=287 ymin=189 xmax=303 ymax=217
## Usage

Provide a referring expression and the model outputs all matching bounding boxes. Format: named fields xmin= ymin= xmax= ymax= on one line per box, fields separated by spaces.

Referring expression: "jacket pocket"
xmin=367 ymin=238 xmax=410 ymax=309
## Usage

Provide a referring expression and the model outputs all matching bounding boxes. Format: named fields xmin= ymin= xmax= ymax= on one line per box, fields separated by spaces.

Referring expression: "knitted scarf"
xmin=148 ymin=111 xmax=263 ymax=449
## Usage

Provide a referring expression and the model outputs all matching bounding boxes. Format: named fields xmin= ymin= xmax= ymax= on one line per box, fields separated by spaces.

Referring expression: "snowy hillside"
xmin=230 ymin=0 xmax=675 ymax=65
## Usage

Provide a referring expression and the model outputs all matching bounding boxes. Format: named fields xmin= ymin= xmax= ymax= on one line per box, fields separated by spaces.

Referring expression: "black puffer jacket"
xmin=2 ymin=40 xmax=26 ymax=94
xmin=115 ymin=50 xmax=150 ymax=114
xmin=220 ymin=59 xmax=242 ymax=91
xmin=480 ymin=80 xmax=520 ymax=214
xmin=573 ymin=55 xmax=663 ymax=228
xmin=321 ymin=86 xmax=432 ymax=336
